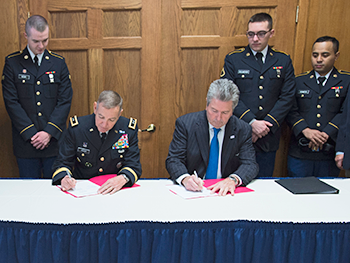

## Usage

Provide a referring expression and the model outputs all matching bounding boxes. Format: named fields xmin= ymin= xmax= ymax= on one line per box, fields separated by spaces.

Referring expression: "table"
xmin=0 ymin=178 xmax=349 ymax=263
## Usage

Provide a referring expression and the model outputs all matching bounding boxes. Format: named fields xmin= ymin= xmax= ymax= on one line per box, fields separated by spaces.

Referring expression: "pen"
xmin=66 ymin=170 xmax=75 ymax=189
xmin=193 ymin=170 xmax=203 ymax=191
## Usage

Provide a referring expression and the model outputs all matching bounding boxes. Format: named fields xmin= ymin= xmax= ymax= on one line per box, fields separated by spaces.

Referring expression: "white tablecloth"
xmin=0 ymin=178 xmax=349 ymax=224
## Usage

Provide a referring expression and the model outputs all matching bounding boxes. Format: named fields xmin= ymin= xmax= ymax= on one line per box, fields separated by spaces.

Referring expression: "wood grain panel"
xmin=49 ymin=11 xmax=87 ymax=38
xmin=0 ymin=0 xmax=23 ymax=177
xmin=47 ymin=0 xmax=142 ymax=10
xmin=299 ymin=0 xmax=350 ymax=74
xmin=182 ymin=9 xmax=219 ymax=36
xmin=51 ymin=50 xmax=90 ymax=117
xmin=180 ymin=48 xmax=218 ymax=115
xmin=103 ymin=49 xmax=141 ymax=119
xmin=103 ymin=10 xmax=141 ymax=37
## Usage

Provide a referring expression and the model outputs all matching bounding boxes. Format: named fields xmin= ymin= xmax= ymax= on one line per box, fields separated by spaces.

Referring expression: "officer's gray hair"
xmin=96 ymin=90 xmax=123 ymax=110
xmin=25 ymin=15 xmax=49 ymax=36
xmin=206 ymin=79 xmax=240 ymax=111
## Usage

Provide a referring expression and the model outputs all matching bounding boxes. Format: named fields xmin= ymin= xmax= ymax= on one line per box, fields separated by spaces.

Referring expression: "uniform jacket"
xmin=165 ymin=110 xmax=258 ymax=186
xmin=336 ymin=88 xmax=350 ymax=169
xmin=287 ymin=68 xmax=350 ymax=160
xmin=2 ymin=47 xmax=73 ymax=158
xmin=221 ymin=45 xmax=295 ymax=152
xmin=52 ymin=114 xmax=142 ymax=187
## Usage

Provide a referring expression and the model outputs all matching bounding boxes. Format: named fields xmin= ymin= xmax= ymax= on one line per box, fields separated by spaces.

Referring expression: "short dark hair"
xmin=25 ymin=15 xmax=48 ymax=36
xmin=248 ymin=12 xmax=273 ymax=30
xmin=313 ymin=36 xmax=339 ymax=53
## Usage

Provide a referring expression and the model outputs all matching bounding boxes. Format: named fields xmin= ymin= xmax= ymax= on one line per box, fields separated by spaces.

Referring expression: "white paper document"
xmin=166 ymin=184 xmax=218 ymax=199
xmin=58 ymin=180 xmax=100 ymax=198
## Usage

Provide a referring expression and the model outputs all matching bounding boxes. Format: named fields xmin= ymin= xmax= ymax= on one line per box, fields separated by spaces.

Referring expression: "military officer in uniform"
xmin=52 ymin=90 xmax=142 ymax=195
xmin=221 ymin=13 xmax=295 ymax=177
xmin=2 ymin=15 xmax=73 ymax=178
xmin=287 ymin=36 xmax=350 ymax=177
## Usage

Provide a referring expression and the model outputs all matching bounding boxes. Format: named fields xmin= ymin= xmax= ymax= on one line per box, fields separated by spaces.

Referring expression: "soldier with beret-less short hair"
xmin=221 ymin=12 xmax=295 ymax=177
xmin=2 ymin=15 xmax=73 ymax=178
xmin=52 ymin=90 xmax=142 ymax=195
xmin=287 ymin=36 xmax=350 ymax=177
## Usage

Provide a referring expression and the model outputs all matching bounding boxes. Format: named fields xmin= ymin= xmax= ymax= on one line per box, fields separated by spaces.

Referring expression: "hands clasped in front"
xmin=182 ymin=174 xmax=237 ymax=196
xmin=60 ymin=175 xmax=128 ymax=195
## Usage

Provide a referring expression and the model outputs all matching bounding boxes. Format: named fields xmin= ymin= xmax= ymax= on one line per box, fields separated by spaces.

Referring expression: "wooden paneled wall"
xmin=1 ymin=0 xmax=349 ymax=178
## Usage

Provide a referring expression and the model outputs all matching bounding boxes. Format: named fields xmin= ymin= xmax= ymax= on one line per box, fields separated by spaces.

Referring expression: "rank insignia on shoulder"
xmin=70 ymin=115 xmax=79 ymax=127
xmin=220 ymin=68 xmax=225 ymax=77
xmin=128 ymin=117 xmax=137 ymax=130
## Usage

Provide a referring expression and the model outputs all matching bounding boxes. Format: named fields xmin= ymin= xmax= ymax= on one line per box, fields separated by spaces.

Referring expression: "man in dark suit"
xmin=52 ymin=90 xmax=142 ymax=195
xmin=166 ymin=79 xmax=258 ymax=196
xmin=287 ymin=36 xmax=350 ymax=177
xmin=220 ymin=13 xmax=295 ymax=177
xmin=2 ymin=15 xmax=73 ymax=178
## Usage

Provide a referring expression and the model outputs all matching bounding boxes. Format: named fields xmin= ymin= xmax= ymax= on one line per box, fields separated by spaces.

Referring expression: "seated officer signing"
xmin=52 ymin=90 xmax=141 ymax=194
xmin=286 ymin=36 xmax=350 ymax=177
xmin=166 ymin=79 xmax=258 ymax=196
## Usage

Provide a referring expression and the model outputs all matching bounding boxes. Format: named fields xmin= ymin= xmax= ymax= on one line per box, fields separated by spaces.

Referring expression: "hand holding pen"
xmin=182 ymin=170 xmax=203 ymax=192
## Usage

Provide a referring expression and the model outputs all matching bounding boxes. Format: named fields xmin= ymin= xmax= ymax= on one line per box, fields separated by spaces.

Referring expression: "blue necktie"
xmin=206 ymin=128 xmax=220 ymax=179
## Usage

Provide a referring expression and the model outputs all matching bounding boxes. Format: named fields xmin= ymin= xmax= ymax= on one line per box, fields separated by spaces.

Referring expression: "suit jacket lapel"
xmin=320 ymin=68 xmax=341 ymax=95
xmin=221 ymin=117 xmax=236 ymax=171
xmin=37 ymin=50 xmax=53 ymax=78
xmin=303 ymin=70 xmax=319 ymax=93
xmin=100 ymin=120 xmax=124 ymax=154
xmin=20 ymin=48 xmax=37 ymax=76
xmin=262 ymin=48 xmax=277 ymax=74
xmin=242 ymin=47 xmax=261 ymax=72
xmin=84 ymin=114 xmax=102 ymax=150
xmin=195 ymin=111 xmax=210 ymax=165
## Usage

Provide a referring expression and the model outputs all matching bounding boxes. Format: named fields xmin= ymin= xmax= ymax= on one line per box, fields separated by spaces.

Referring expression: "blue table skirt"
xmin=1 ymin=220 xmax=349 ymax=263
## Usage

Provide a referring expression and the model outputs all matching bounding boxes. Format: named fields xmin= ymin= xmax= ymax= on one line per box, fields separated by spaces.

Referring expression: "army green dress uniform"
xmin=52 ymin=114 xmax=142 ymax=187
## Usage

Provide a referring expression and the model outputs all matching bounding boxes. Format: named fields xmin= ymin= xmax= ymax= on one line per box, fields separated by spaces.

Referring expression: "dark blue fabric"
xmin=206 ymin=128 xmax=220 ymax=179
xmin=255 ymin=151 xmax=276 ymax=177
xmin=0 ymin=220 xmax=350 ymax=263
xmin=288 ymin=155 xmax=340 ymax=177
xmin=16 ymin=156 xmax=56 ymax=179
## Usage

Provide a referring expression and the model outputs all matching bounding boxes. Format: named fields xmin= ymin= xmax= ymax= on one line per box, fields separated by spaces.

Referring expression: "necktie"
xmin=256 ymin=52 xmax=263 ymax=69
xmin=34 ymin=56 xmax=39 ymax=70
xmin=206 ymin=128 xmax=220 ymax=179
xmin=318 ymin=76 xmax=326 ymax=91
xmin=101 ymin=132 xmax=107 ymax=143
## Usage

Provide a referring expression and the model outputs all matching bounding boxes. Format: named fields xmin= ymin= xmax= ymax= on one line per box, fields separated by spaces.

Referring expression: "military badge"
xmin=112 ymin=134 xmax=129 ymax=149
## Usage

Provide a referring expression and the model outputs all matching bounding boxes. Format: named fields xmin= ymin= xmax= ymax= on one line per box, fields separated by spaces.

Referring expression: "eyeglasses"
xmin=246 ymin=29 xmax=271 ymax=39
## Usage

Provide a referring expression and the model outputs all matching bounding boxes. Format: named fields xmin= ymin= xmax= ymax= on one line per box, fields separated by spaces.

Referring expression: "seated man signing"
xmin=166 ymin=79 xmax=258 ymax=195
xmin=52 ymin=90 xmax=141 ymax=194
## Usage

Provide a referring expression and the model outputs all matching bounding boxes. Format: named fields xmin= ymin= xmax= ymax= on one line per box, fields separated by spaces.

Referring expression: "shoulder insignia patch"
xmin=48 ymin=50 xmax=64 ymax=59
xmin=7 ymin=50 xmax=22 ymax=59
xmin=338 ymin=70 xmax=350 ymax=76
xmin=220 ymin=68 xmax=225 ymax=77
xmin=228 ymin=47 xmax=245 ymax=55
xmin=128 ymin=117 xmax=137 ymax=130
xmin=271 ymin=48 xmax=289 ymax=56
xmin=296 ymin=71 xmax=310 ymax=77
xmin=70 ymin=115 xmax=79 ymax=127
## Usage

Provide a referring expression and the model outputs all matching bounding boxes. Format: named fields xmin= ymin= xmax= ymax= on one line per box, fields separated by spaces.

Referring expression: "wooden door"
xmin=3 ymin=0 xmax=300 ymax=178
xmin=28 ymin=0 xmax=161 ymax=178
xmin=159 ymin=0 xmax=299 ymax=177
